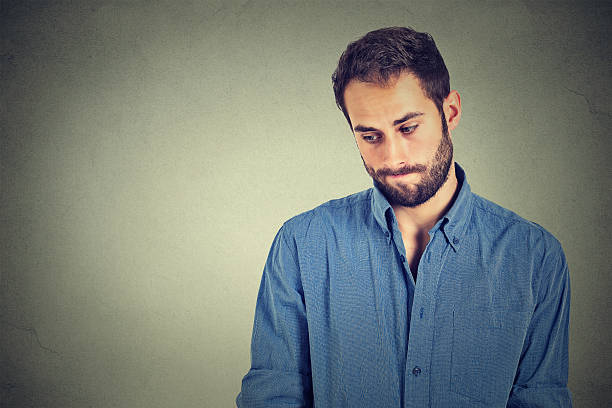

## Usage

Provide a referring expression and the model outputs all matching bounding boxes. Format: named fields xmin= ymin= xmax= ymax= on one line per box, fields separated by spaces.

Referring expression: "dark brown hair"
xmin=332 ymin=27 xmax=450 ymax=127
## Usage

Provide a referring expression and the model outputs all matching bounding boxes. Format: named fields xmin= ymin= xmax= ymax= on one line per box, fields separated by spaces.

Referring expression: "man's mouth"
xmin=389 ymin=169 xmax=424 ymax=178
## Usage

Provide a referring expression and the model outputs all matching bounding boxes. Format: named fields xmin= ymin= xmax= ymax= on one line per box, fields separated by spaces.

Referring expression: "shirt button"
xmin=412 ymin=366 xmax=421 ymax=376
xmin=400 ymin=255 xmax=406 ymax=262
xmin=385 ymin=231 xmax=390 ymax=237
xmin=453 ymin=237 xmax=459 ymax=245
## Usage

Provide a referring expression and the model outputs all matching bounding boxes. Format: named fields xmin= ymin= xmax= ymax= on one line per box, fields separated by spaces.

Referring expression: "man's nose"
xmin=384 ymin=134 xmax=408 ymax=166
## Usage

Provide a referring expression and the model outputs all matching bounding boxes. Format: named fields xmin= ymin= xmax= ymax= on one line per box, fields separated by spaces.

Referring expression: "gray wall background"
xmin=1 ymin=0 xmax=610 ymax=407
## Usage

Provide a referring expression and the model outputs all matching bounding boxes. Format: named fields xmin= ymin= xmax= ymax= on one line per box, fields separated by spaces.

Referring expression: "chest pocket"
xmin=450 ymin=308 xmax=531 ymax=406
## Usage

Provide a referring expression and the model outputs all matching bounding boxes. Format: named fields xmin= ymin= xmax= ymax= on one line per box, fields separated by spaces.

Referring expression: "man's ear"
xmin=443 ymin=90 xmax=462 ymax=132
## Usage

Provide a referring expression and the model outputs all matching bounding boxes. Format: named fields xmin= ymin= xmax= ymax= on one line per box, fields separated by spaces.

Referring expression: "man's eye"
xmin=400 ymin=125 xmax=418 ymax=134
xmin=362 ymin=134 xmax=381 ymax=143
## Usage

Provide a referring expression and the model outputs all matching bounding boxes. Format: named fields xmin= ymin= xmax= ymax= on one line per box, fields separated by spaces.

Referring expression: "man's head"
xmin=332 ymin=27 xmax=450 ymax=127
xmin=332 ymin=27 xmax=461 ymax=208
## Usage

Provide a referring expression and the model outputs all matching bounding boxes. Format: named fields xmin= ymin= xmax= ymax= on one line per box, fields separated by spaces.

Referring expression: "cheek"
xmin=355 ymin=140 xmax=372 ymax=156
xmin=412 ymin=131 xmax=441 ymax=158
xmin=358 ymin=146 xmax=382 ymax=166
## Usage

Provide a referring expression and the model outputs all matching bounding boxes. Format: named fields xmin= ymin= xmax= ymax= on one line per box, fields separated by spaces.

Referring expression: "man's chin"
xmin=375 ymin=180 xmax=416 ymax=203
xmin=384 ymin=174 xmax=421 ymax=192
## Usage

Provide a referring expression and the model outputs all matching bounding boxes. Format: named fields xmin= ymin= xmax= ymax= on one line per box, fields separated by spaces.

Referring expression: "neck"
xmin=392 ymin=162 xmax=459 ymax=235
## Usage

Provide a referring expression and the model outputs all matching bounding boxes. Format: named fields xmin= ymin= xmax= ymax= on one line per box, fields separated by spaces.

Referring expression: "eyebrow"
xmin=353 ymin=111 xmax=424 ymax=133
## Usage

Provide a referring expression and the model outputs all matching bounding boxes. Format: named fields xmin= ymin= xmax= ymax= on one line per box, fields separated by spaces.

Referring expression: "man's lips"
xmin=376 ymin=164 xmax=427 ymax=179
xmin=389 ymin=170 xmax=422 ymax=178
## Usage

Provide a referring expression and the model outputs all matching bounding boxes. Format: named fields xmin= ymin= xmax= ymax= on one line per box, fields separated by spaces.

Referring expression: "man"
xmin=237 ymin=27 xmax=572 ymax=407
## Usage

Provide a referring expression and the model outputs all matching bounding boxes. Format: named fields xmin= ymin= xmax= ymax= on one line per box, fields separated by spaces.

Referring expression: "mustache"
xmin=374 ymin=163 xmax=427 ymax=177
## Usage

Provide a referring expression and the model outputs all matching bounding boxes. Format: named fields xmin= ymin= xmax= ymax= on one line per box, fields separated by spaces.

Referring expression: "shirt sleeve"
xmin=507 ymin=241 xmax=573 ymax=407
xmin=236 ymin=225 xmax=313 ymax=408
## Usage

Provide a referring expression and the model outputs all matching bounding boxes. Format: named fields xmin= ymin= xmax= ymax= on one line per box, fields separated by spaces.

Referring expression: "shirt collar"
xmin=371 ymin=181 xmax=394 ymax=240
xmin=371 ymin=162 xmax=473 ymax=251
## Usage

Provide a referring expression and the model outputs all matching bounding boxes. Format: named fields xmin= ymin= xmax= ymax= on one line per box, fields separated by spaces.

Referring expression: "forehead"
xmin=344 ymin=73 xmax=435 ymax=126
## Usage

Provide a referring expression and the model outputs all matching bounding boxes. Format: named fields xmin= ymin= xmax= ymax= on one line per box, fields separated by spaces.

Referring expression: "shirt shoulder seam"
xmin=471 ymin=195 xmax=553 ymax=238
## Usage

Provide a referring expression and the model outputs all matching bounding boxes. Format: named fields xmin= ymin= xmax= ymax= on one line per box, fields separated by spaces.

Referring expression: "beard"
xmin=363 ymin=112 xmax=453 ymax=208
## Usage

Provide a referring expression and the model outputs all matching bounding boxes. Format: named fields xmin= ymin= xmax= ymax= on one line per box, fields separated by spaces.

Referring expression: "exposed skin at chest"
xmin=401 ymin=227 xmax=430 ymax=282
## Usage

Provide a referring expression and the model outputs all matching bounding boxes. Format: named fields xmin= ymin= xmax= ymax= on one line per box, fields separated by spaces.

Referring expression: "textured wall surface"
xmin=1 ymin=1 xmax=611 ymax=407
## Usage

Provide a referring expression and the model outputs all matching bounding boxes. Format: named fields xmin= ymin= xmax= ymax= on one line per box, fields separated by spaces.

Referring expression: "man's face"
xmin=344 ymin=73 xmax=453 ymax=208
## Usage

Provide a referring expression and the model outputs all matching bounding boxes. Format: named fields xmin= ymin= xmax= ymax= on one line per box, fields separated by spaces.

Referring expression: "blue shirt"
xmin=237 ymin=164 xmax=572 ymax=407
